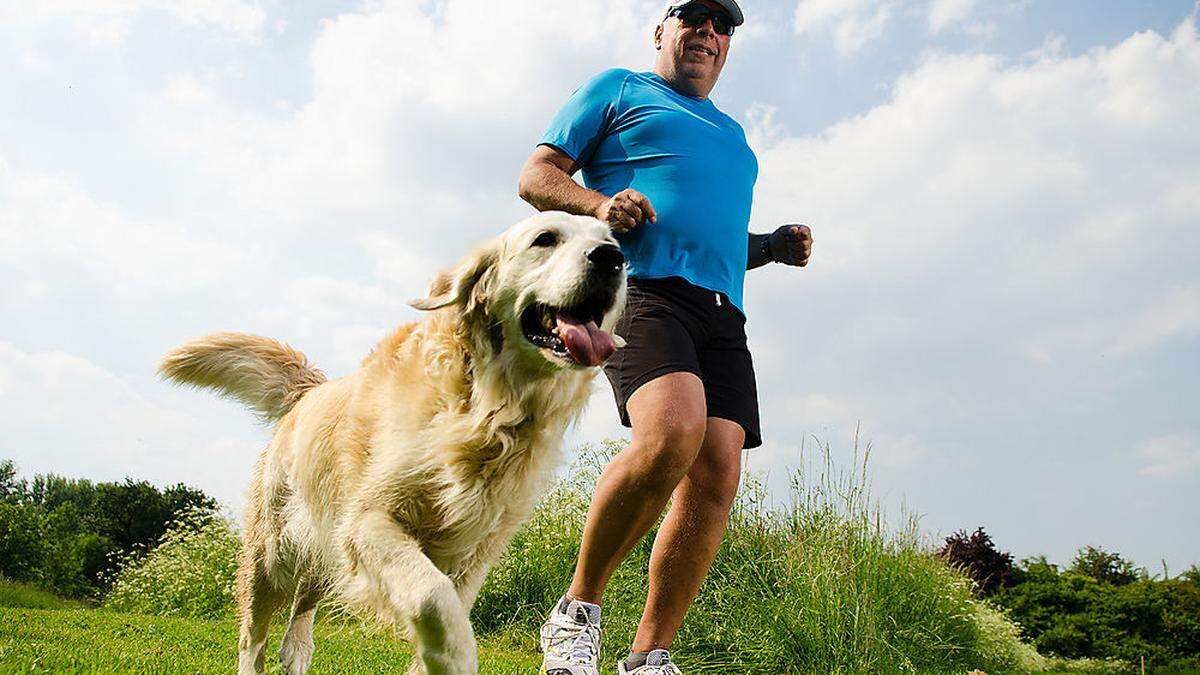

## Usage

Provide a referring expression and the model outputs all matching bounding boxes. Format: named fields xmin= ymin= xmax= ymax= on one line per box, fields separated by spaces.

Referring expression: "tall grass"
xmin=102 ymin=439 xmax=1045 ymax=672
xmin=103 ymin=508 xmax=238 ymax=619
xmin=476 ymin=439 xmax=1045 ymax=673
xmin=0 ymin=577 xmax=86 ymax=610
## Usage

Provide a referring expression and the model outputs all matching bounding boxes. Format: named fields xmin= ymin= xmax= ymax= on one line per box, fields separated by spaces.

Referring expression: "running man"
xmin=518 ymin=2 xmax=812 ymax=673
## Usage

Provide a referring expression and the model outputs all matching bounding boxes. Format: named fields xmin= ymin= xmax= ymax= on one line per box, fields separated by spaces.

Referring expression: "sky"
xmin=1 ymin=0 xmax=1197 ymax=573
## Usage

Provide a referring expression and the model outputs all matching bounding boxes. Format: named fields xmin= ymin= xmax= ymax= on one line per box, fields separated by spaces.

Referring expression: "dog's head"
xmin=411 ymin=212 xmax=627 ymax=372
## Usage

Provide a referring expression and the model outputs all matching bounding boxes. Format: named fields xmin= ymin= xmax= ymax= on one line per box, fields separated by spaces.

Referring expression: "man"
xmin=518 ymin=1 xmax=812 ymax=673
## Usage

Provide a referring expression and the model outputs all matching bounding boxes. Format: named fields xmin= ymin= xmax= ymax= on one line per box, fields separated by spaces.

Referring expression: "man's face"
xmin=655 ymin=0 xmax=733 ymax=93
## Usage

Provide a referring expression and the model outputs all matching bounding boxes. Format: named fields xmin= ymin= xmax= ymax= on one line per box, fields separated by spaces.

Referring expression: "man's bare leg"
xmin=567 ymin=372 xmax=707 ymax=604
xmin=631 ymin=418 xmax=744 ymax=652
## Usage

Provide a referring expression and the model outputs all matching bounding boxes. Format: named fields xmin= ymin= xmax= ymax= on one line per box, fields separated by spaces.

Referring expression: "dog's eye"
xmin=531 ymin=231 xmax=559 ymax=248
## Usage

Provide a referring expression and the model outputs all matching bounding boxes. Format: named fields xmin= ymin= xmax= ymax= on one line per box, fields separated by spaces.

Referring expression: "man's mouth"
xmin=519 ymin=294 xmax=623 ymax=367
xmin=687 ymin=44 xmax=717 ymax=57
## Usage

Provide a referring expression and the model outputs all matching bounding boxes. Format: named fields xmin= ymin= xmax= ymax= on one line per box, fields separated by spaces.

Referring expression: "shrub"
xmin=0 ymin=500 xmax=101 ymax=597
xmin=0 ymin=459 xmax=219 ymax=598
xmin=938 ymin=527 xmax=1014 ymax=596
xmin=1070 ymin=546 xmax=1143 ymax=586
xmin=996 ymin=553 xmax=1200 ymax=669
xmin=104 ymin=509 xmax=240 ymax=619
xmin=0 ymin=501 xmax=47 ymax=583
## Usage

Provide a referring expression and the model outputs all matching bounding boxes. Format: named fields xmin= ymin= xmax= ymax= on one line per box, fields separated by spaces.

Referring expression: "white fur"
xmin=160 ymin=212 xmax=625 ymax=675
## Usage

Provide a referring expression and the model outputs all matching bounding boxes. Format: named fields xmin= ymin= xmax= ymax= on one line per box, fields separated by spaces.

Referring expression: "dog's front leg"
xmin=346 ymin=510 xmax=478 ymax=675
xmin=450 ymin=515 xmax=525 ymax=612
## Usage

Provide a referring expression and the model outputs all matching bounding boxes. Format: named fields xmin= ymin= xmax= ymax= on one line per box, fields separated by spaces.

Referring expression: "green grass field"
xmin=0 ymin=604 xmax=540 ymax=673
xmin=0 ymin=443 xmax=1134 ymax=674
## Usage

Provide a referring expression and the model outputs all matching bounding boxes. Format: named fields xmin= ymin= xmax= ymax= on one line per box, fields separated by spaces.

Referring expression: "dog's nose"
xmin=587 ymin=244 xmax=625 ymax=273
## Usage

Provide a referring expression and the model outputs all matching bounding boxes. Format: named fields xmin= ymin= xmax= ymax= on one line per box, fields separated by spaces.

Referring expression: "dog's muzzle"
xmin=587 ymin=244 xmax=624 ymax=278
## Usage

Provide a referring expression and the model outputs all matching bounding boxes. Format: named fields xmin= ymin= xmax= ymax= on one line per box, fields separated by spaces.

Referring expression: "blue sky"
xmin=1 ymin=0 xmax=1197 ymax=573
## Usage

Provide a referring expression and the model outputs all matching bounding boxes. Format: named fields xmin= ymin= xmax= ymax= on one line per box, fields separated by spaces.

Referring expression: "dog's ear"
xmin=409 ymin=242 xmax=500 ymax=312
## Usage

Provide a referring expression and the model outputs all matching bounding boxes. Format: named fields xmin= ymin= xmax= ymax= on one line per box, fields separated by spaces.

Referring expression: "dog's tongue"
xmin=556 ymin=314 xmax=616 ymax=366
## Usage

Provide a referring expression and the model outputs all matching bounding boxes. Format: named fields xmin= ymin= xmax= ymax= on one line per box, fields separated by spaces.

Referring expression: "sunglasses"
xmin=666 ymin=3 xmax=736 ymax=37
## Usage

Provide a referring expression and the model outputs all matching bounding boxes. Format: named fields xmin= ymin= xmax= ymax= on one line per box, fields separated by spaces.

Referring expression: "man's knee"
xmin=631 ymin=414 xmax=707 ymax=488
xmin=687 ymin=450 xmax=742 ymax=509
xmin=625 ymin=372 xmax=708 ymax=486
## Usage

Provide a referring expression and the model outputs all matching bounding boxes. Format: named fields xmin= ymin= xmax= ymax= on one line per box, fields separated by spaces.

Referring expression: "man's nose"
xmin=587 ymin=244 xmax=625 ymax=274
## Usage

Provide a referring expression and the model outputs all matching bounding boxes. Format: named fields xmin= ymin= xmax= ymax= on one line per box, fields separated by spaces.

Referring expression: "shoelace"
xmin=566 ymin=620 xmax=600 ymax=663
xmin=542 ymin=617 xmax=601 ymax=664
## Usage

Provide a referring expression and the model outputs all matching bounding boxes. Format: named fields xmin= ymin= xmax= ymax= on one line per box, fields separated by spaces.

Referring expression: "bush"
xmin=938 ymin=527 xmax=1014 ymax=596
xmin=0 ymin=500 xmax=102 ymax=597
xmin=0 ymin=459 xmax=218 ymax=598
xmin=996 ymin=553 xmax=1200 ymax=669
xmin=1070 ymin=546 xmax=1143 ymax=586
xmin=104 ymin=509 xmax=240 ymax=619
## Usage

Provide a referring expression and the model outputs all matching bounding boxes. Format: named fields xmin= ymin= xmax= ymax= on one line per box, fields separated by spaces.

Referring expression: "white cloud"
xmin=793 ymin=0 xmax=891 ymax=57
xmin=0 ymin=0 xmax=267 ymax=42
xmin=740 ymin=18 xmax=1200 ymax=497
xmin=0 ymin=157 xmax=242 ymax=299
xmin=143 ymin=0 xmax=660 ymax=226
xmin=751 ymin=17 xmax=1200 ymax=377
xmin=928 ymin=0 xmax=977 ymax=34
xmin=1112 ymin=285 xmax=1200 ymax=356
xmin=1137 ymin=435 xmax=1200 ymax=476
xmin=0 ymin=342 xmax=264 ymax=507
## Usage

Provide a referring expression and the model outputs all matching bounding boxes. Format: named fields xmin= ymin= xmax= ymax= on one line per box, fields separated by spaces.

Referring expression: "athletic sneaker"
xmin=539 ymin=596 xmax=602 ymax=675
xmin=617 ymin=649 xmax=682 ymax=675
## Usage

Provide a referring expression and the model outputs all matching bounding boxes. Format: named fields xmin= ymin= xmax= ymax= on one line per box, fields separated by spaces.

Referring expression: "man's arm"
xmin=518 ymin=145 xmax=657 ymax=234
xmin=747 ymin=224 xmax=813 ymax=270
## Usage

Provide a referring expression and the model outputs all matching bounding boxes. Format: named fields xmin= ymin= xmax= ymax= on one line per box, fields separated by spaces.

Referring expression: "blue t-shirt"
xmin=539 ymin=68 xmax=758 ymax=312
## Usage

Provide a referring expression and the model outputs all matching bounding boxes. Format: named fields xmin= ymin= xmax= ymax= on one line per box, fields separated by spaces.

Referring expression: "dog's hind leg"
xmin=236 ymin=552 xmax=290 ymax=675
xmin=236 ymin=483 xmax=291 ymax=675
xmin=279 ymin=575 xmax=323 ymax=675
xmin=345 ymin=510 xmax=478 ymax=675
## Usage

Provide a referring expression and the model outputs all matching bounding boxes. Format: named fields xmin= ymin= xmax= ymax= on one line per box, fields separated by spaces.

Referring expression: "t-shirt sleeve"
xmin=538 ymin=68 xmax=629 ymax=165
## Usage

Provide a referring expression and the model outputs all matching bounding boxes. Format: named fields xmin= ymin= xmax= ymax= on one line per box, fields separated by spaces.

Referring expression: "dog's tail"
xmin=159 ymin=332 xmax=327 ymax=422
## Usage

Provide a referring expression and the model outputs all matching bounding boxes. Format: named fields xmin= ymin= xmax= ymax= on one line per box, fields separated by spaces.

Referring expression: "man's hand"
xmin=596 ymin=189 xmax=657 ymax=234
xmin=768 ymin=224 xmax=812 ymax=266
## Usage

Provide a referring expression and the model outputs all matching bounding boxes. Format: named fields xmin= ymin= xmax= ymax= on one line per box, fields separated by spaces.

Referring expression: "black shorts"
xmin=603 ymin=276 xmax=761 ymax=449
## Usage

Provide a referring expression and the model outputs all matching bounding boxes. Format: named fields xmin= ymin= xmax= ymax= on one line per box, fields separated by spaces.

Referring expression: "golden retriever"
xmin=159 ymin=212 xmax=626 ymax=675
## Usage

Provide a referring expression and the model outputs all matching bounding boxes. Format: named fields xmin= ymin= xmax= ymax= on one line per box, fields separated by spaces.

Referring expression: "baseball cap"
xmin=663 ymin=0 xmax=744 ymax=27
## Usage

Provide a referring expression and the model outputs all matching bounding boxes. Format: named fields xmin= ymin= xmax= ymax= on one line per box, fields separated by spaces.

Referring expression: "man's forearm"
xmin=518 ymin=159 xmax=608 ymax=217
xmin=747 ymin=232 xmax=771 ymax=270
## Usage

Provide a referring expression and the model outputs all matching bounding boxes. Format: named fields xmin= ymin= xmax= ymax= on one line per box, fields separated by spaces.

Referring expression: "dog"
xmin=159 ymin=211 xmax=626 ymax=675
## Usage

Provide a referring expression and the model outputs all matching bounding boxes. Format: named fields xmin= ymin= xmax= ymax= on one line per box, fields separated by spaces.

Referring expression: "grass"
xmin=0 ymin=606 xmax=539 ymax=673
xmin=476 ymin=440 xmax=1051 ymax=673
xmin=0 ymin=578 xmax=85 ymax=611
xmin=2 ymin=439 xmax=1125 ymax=673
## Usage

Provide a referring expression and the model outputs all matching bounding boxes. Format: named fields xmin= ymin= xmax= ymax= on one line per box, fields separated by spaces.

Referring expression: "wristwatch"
xmin=760 ymin=233 xmax=773 ymax=263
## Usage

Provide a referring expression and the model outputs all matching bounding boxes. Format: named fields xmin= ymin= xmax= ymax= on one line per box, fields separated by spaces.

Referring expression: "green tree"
xmin=1070 ymin=546 xmax=1142 ymax=586
xmin=0 ymin=459 xmax=221 ymax=598
xmin=0 ymin=459 xmax=25 ymax=503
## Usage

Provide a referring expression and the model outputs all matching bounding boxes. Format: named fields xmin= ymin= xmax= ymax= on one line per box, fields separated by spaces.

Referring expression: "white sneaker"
xmin=617 ymin=649 xmax=682 ymax=675
xmin=539 ymin=596 xmax=602 ymax=675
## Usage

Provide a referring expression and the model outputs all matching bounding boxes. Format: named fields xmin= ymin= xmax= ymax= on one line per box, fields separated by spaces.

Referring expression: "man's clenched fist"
xmin=596 ymin=189 xmax=657 ymax=233
xmin=768 ymin=224 xmax=813 ymax=266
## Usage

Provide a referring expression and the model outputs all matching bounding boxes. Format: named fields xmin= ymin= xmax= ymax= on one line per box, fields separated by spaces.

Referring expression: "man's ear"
xmin=654 ymin=24 xmax=663 ymax=49
xmin=409 ymin=242 xmax=500 ymax=312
